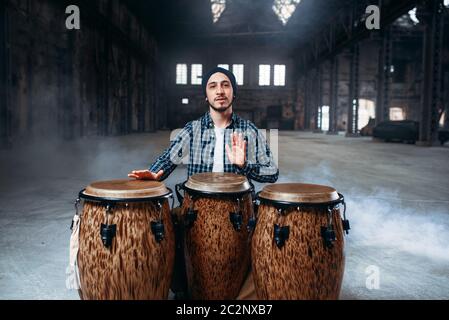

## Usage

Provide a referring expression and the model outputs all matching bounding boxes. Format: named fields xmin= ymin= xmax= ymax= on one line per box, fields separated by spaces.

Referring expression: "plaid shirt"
xmin=149 ymin=112 xmax=279 ymax=183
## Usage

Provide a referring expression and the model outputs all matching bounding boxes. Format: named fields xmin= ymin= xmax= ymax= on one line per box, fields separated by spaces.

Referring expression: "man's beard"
xmin=209 ymin=99 xmax=233 ymax=113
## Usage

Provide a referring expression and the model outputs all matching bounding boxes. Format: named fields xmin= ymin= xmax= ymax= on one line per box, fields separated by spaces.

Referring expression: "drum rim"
xmin=181 ymin=182 xmax=253 ymax=198
xmin=78 ymin=187 xmax=173 ymax=203
xmin=256 ymin=191 xmax=345 ymax=209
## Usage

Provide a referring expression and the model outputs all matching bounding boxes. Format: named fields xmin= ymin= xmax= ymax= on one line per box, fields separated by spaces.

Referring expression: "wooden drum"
xmin=252 ymin=183 xmax=350 ymax=300
xmin=178 ymin=173 xmax=255 ymax=300
xmin=76 ymin=179 xmax=175 ymax=300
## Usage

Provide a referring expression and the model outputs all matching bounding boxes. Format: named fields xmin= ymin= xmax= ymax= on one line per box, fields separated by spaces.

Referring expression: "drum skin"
xmin=77 ymin=200 xmax=175 ymax=300
xmin=252 ymin=204 xmax=345 ymax=300
xmin=181 ymin=192 xmax=253 ymax=300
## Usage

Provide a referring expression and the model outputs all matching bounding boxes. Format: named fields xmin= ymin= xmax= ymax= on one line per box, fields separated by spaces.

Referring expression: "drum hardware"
xmin=247 ymin=199 xmax=259 ymax=233
xmin=175 ymin=183 xmax=184 ymax=204
xmin=247 ymin=216 xmax=257 ymax=233
xmin=321 ymin=207 xmax=336 ymax=249
xmin=273 ymin=224 xmax=290 ymax=249
xmin=100 ymin=204 xmax=116 ymax=248
xmin=340 ymin=200 xmax=350 ymax=234
xmin=150 ymin=201 xmax=165 ymax=243
xmin=185 ymin=199 xmax=198 ymax=228
xmin=70 ymin=198 xmax=81 ymax=231
xmin=229 ymin=198 xmax=243 ymax=231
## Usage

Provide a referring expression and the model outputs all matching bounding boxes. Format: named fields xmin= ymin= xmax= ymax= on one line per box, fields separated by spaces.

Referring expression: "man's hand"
xmin=225 ymin=132 xmax=247 ymax=168
xmin=127 ymin=170 xmax=164 ymax=180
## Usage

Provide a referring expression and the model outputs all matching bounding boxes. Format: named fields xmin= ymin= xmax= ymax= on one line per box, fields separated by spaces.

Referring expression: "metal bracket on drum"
xmin=184 ymin=196 xmax=198 ymax=229
xmin=321 ymin=207 xmax=337 ymax=249
xmin=247 ymin=199 xmax=259 ymax=233
xmin=273 ymin=224 xmax=290 ymax=249
xmin=150 ymin=201 xmax=166 ymax=243
xmin=340 ymin=198 xmax=350 ymax=235
xmin=229 ymin=198 xmax=244 ymax=231
xmin=70 ymin=198 xmax=81 ymax=231
xmin=100 ymin=204 xmax=117 ymax=249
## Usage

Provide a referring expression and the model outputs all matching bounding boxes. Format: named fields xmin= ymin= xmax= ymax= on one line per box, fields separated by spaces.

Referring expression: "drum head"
xmin=82 ymin=179 xmax=170 ymax=200
xmin=258 ymin=183 xmax=339 ymax=204
xmin=185 ymin=172 xmax=251 ymax=194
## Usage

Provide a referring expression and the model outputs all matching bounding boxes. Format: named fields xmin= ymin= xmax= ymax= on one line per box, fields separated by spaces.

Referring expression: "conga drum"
xmin=76 ymin=179 xmax=175 ymax=300
xmin=252 ymin=183 xmax=350 ymax=300
xmin=177 ymin=173 xmax=256 ymax=300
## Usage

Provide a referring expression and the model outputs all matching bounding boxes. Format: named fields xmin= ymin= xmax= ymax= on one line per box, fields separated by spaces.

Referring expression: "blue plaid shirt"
xmin=149 ymin=112 xmax=279 ymax=183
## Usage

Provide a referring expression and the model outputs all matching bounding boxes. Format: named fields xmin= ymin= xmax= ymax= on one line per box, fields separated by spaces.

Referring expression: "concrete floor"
xmin=0 ymin=131 xmax=448 ymax=300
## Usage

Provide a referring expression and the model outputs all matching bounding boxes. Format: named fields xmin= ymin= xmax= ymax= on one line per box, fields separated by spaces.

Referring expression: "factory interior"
xmin=0 ymin=0 xmax=448 ymax=300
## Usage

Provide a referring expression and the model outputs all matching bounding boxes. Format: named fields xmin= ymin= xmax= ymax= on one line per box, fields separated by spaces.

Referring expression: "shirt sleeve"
xmin=149 ymin=123 xmax=191 ymax=181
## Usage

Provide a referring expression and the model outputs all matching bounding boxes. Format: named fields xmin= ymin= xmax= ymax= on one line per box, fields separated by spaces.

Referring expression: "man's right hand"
xmin=127 ymin=170 xmax=164 ymax=180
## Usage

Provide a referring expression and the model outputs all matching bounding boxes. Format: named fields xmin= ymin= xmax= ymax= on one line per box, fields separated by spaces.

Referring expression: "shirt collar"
xmin=203 ymin=111 xmax=238 ymax=129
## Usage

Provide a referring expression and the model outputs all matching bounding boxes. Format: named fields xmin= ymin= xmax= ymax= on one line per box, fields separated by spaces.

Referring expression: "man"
xmin=128 ymin=67 xmax=278 ymax=299
xmin=128 ymin=67 xmax=278 ymax=183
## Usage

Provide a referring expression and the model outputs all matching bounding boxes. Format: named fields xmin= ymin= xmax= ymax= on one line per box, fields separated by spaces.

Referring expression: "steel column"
xmin=347 ymin=44 xmax=360 ymax=136
xmin=0 ymin=0 xmax=9 ymax=147
xmin=328 ymin=55 xmax=339 ymax=134
xmin=418 ymin=0 xmax=444 ymax=145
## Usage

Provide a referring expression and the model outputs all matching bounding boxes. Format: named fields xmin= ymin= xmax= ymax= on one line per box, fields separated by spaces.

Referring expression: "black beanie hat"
xmin=202 ymin=67 xmax=238 ymax=98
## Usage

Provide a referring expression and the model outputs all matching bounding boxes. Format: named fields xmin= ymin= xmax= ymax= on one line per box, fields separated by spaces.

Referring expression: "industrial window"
xmin=182 ymin=98 xmax=189 ymax=105
xmin=319 ymin=106 xmax=330 ymax=131
xmin=390 ymin=107 xmax=405 ymax=121
xmin=358 ymin=99 xmax=376 ymax=130
xmin=217 ymin=64 xmax=229 ymax=70
xmin=439 ymin=111 xmax=445 ymax=127
xmin=176 ymin=64 xmax=187 ymax=85
xmin=273 ymin=0 xmax=301 ymax=25
xmin=191 ymin=64 xmax=203 ymax=85
xmin=232 ymin=64 xmax=244 ymax=85
xmin=274 ymin=64 xmax=286 ymax=86
xmin=211 ymin=0 xmax=226 ymax=23
xmin=408 ymin=8 xmax=419 ymax=25
xmin=445 ymin=0 xmax=449 ymax=8
xmin=259 ymin=65 xmax=271 ymax=86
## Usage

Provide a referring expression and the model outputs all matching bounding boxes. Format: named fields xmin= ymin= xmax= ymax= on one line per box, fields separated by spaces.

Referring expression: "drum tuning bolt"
xmin=185 ymin=199 xmax=198 ymax=228
xmin=321 ymin=207 xmax=336 ymax=249
xmin=247 ymin=217 xmax=257 ymax=232
xmin=100 ymin=224 xmax=116 ymax=248
xmin=150 ymin=201 xmax=166 ymax=243
xmin=273 ymin=224 xmax=290 ymax=249
xmin=341 ymin=201 xmax=350 ymax=235
xmin=230 ymin=211 xmax=243 ymax=231
xmin=70 ymin=198 xmax=81 ymax=230
xmin=321 ymin=226 xmax=336 ymax=249
xmin=230 ymin=198 xmax=243 ymax=231
xmin=151 ymin=220 xmax=165 ymax=243
xmin=100 ymin=204 xmax=116 ymax=249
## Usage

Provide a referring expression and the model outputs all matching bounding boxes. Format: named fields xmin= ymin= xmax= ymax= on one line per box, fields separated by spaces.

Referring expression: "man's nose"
xmin=216 ymin=86 xmax=224 ymax=94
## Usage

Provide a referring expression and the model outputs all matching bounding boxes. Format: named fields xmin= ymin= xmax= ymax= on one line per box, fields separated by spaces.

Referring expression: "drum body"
xmin=252 ymin=183 xmax=348 ymax=300
xmin=179 ymin=173 xmax=255 ymax=300
xmin=77 ymin=180 xmax=175 ymax=300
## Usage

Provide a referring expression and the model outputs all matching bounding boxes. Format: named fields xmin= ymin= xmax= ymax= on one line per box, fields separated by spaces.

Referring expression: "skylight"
xmin=272 ymin=0 xmax=301 ymax=25
xmin=211 ymin=0 xmax=226 ymax=23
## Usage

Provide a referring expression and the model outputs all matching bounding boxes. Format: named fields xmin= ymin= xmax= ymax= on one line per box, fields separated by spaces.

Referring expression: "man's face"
xmin=206 ymin=72 xmax=234 ymax=113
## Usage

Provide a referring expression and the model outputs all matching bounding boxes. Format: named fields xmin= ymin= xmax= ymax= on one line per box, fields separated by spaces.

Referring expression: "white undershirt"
xmin=212 ymin=127 xmax=225 ymax=172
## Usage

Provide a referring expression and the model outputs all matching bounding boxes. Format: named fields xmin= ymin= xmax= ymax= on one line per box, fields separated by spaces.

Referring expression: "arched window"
xmin=211 ymin=0 xmax=226 ymax=23
xmin=272 ymin=0 xmax=301 ymax=25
